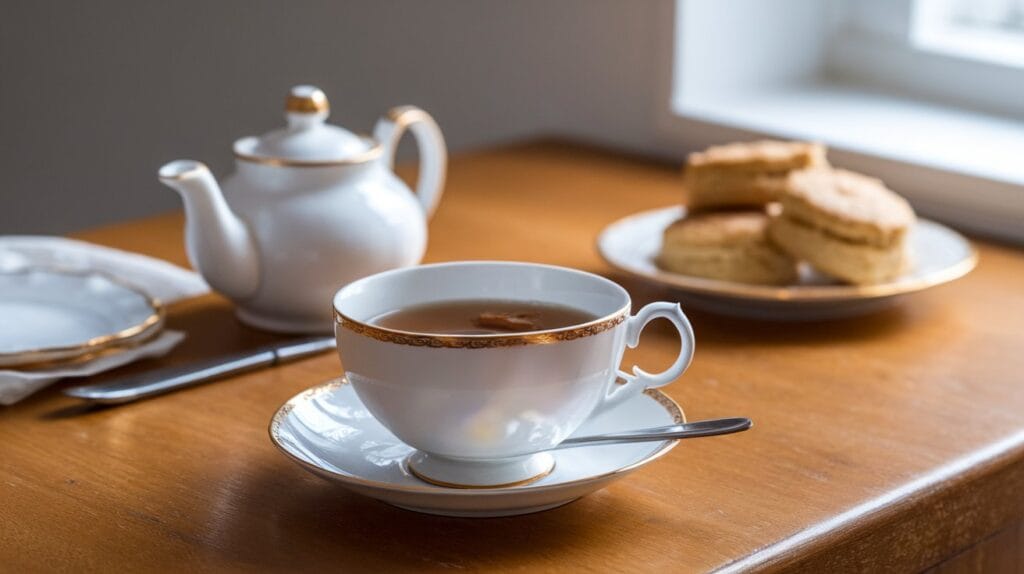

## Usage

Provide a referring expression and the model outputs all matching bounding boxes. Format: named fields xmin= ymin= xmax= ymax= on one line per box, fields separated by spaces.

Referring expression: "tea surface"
xmin=370 ymin=299 xmax=596 ymax=335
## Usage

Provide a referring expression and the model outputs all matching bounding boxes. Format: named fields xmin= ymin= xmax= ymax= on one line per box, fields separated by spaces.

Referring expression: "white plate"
xmin=597 ymin=206 xmax=977 ymax=320
xmin=269 ymin=377 xmax=685 ymax=517
xmin=0 ymin=268 xmax=164 ymax=367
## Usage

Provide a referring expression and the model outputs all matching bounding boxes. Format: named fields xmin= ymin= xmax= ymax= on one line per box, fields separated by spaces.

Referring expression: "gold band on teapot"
xmin=233 ymin=135 xmax=384 ymax=167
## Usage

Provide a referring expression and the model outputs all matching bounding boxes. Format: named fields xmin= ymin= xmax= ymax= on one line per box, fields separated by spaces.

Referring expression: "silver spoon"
xmin=553 ymin=417 xmax=752 ymax=450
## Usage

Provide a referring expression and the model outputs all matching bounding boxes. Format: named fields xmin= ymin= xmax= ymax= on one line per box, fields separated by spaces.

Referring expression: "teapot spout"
xmin=158 ymin=160 xmax=260 ymax=300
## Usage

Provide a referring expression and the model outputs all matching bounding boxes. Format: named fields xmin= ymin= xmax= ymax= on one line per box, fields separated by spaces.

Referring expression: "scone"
xmin=684 ymin=140 xmax=828 ymax=210
xmin=769 ymin=168 xmax=915 ymax=285
xmin=658 ymin=211 xmax=799 ymax=285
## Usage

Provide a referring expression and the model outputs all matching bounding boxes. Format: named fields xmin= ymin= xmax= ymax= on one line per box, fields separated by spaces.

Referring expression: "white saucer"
xmin=269 ymin=377 xmax=685 ymax=517
xmin=0 ymin=267 xmax=164 ymax=367
xmin=597 ymin=206 xmax=977 ymax=320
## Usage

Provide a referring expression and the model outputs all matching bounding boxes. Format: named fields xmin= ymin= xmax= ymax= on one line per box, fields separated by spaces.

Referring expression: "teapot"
xmin=158 ymin=85 xmax=446 ymax=333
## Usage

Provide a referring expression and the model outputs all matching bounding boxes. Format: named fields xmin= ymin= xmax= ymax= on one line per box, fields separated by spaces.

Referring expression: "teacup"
xmin=332 ymin=261 xmax=695 ymax=487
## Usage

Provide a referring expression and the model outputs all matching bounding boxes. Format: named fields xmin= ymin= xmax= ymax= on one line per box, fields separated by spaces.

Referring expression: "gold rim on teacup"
xmin=333 ymin=307 xmax=630 ymax=349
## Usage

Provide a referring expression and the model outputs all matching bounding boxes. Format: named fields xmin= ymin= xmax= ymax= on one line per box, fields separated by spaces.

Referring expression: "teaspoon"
xmin=552 ymin=417 xmax=752 ymax=450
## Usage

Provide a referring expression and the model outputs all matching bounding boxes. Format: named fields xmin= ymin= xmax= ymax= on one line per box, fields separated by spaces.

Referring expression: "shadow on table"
xmin=35 ymin=295 xmax=300 ymax=416
xmin=211 ymin=463 xmax=666 ymax=570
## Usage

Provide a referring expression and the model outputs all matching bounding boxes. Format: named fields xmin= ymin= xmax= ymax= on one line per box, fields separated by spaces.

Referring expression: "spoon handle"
xmin=557 ymin=417 xmax=752 ymax=449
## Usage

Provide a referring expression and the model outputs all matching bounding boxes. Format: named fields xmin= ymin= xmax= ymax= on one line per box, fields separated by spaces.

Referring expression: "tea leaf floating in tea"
xmin=370 ymin=300 xmax=595 ymax=335
xmin=475 ymin=312 xmax=540 ymax=332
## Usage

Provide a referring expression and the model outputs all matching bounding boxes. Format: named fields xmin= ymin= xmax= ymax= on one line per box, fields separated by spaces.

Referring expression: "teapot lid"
xmin=233 ymin=85 xmax=381 ymax=166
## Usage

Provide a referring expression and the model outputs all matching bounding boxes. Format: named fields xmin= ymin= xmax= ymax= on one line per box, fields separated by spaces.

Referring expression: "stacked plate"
xmin=0 ymin=267 xmax=165 ymax=369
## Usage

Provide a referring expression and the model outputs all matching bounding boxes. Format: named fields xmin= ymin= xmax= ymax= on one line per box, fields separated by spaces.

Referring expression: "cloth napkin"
xmin=0 ymin=236 xmax=210 ymax=405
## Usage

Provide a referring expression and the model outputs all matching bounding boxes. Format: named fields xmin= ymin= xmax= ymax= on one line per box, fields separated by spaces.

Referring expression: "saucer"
xmin=0 ymin=267 xmax=164 ymax=367
xmin=269 ymin=377 xmax=685 ymax=517
xmin=597 ymin=206 xmax=977 ymax=320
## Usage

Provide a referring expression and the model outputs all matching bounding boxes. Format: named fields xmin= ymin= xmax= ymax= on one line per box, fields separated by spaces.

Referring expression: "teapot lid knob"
xmin=234 ymin=85 xmax=370 ymax=162
xmin=285 ymin=85 xmax=329 ymax=116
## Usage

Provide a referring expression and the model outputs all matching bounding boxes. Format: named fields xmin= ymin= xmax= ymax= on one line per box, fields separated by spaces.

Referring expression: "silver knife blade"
xmin=63 ymin=336 xmax=336 ymax=404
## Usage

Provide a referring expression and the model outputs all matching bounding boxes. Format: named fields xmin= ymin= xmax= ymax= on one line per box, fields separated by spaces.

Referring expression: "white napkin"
xmin=0 ymin=236 xmax=210 ymax=405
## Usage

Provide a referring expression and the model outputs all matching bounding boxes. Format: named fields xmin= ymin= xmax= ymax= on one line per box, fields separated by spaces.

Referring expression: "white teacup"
xmin=332 ymin=261 xmax=695 ymax=487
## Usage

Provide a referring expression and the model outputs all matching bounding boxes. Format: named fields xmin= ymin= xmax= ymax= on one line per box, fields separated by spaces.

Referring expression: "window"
xmin=832 ymin=0 xmax=1024 ymax=116
xmin=914 ymin=0 xmax=1024 ymax=68
xmin=664 ymin=0 xmax=1024 ymax=242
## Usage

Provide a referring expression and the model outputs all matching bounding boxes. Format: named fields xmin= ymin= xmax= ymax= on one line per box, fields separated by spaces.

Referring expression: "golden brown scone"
xmin=683 ymin=170 xmax=791 ymax=209
xmin=658 ymin=211 xmax=798 ymax=285
xmin=769 ymin=216 xmax=908 ymax=285
xmin=782 ymin=168 xmax=915 ymax=247
xmin=688 ymin=140 xmax=827 ymax=172
xmin=684 ymin=140 xmax=827 ymax=210
xmin=768 ymin=168 xmax=916 ymax=285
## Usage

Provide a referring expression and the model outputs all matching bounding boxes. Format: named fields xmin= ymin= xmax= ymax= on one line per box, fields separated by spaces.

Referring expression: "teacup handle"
xmin=373 ymin=106 xmax=448 ymax=219
xmin=596 ymin=302 xmax=695 ymax=415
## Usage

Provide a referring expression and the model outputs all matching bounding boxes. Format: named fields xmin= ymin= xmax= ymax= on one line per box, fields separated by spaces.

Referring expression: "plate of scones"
xmin=597 ymin=140 xmax=977 ymax=320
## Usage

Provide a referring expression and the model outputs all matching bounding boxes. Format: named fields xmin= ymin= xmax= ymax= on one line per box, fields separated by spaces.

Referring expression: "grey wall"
xmin=1 ymin=1 xmax=675 ymax=234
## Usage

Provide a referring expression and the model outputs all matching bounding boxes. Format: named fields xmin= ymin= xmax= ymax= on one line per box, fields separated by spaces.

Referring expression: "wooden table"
xmin=3 ymin=142 xmax=1023 ymax=573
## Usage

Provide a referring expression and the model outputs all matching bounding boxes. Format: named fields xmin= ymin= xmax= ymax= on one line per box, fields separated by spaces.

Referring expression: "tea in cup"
xmin=333 ymin=261 xmax=694 ymax=487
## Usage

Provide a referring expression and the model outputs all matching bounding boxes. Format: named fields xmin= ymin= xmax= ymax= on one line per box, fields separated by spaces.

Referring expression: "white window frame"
xmin=832 ymin=0 xmax=1024 ymax=117
xmin=658 ymin=0 xmax=1024 ymax=243
xmin=911 ymin=0 xmax=1024 ymax=70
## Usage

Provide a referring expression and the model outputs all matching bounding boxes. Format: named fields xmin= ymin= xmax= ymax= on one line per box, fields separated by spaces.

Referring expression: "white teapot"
xmin=158 ymin=85 xmax=446 ymax=333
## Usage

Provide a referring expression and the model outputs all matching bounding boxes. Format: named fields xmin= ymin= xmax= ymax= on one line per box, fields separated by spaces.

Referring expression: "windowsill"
xmin=913 ymin=26 xmax=1024 ymax=70
xmin=673 ymin=79 xmax=1024 ymax=186
xmin=668 ymin=79 xmax=1024 ymax=242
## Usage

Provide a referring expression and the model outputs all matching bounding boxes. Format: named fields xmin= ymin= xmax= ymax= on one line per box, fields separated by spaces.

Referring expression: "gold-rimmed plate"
xmin=0 ymin=267 xmax=164 ymax=368
xmin=597 ymin=206 xmax=977 ymax=320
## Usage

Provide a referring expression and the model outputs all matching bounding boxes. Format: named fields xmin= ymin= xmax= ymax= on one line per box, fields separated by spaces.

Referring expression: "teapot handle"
xmin=373 ymin=106 xmax=447 ymax=219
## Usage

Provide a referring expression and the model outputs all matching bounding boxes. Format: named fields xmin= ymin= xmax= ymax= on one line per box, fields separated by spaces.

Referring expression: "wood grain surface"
xmin=2 ymin=141 xmax=1023 ymax=573
xmin=925 ymin=520 xmax=1024 ymax=574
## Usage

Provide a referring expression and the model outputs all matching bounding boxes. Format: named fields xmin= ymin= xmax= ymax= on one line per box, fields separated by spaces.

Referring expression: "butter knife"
xmin=64 ymin=337 xmax=336 ymax=404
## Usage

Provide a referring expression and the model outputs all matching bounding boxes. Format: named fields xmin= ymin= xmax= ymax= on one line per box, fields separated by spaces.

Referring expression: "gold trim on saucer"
xmin=643 ymin=386 xmax=685 ymax=424
xmin=0 ymin=266 xmax=165 ymax=368
xmin=267 ymin=376 xmax=687 ymax=496
xmin=334 ymin=308 xmax=629 ymax=349
xmin=405 ymin=458 xmax=556 ymax=490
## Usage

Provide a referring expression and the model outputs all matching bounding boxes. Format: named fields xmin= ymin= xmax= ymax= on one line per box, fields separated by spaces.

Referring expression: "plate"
xmin=597 ymin=206 xmax=977 ymax=320
xmin=269 ymin=377 xmax=684 ymax=517
xmin=0 ymin=267 xmax=165 ymax=367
